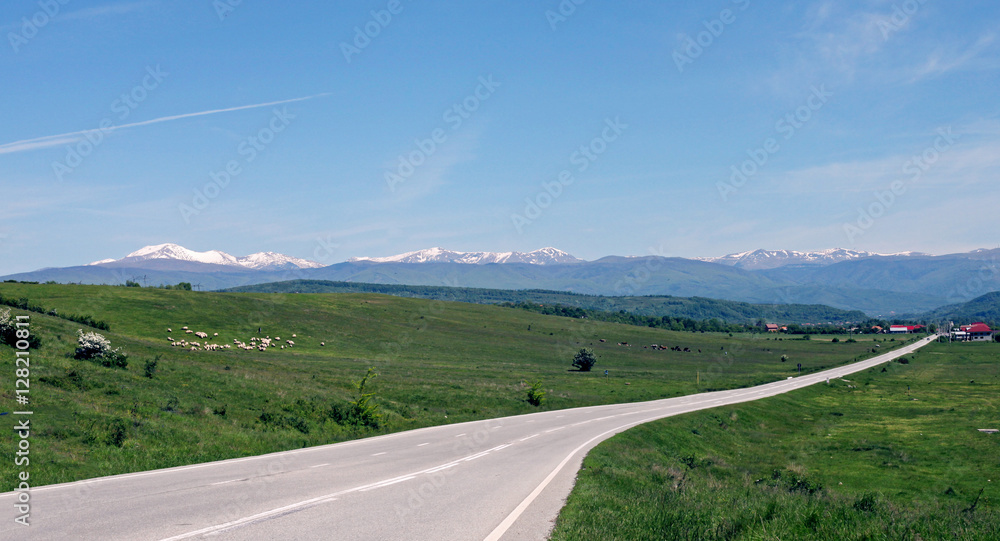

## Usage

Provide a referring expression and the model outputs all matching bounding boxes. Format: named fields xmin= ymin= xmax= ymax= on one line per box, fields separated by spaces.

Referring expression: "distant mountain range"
xmin=88 ymin=243 xmax=323 ymax=271
xmin=5 ymin=244 xmax=999 ymax=315
xmin=347 ymin=247 xmax=581 ymax=265
xmin=696 ymin=248 xmax=929 ymax=270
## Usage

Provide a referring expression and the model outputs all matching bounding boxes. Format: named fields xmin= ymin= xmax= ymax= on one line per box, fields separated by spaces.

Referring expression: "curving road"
xmin=2 ymin=336 xmax=935 ymax=541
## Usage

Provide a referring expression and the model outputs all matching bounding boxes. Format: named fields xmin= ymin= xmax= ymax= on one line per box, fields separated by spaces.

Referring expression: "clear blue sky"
xmin=1 ymin=0 xmax=998 ymax=274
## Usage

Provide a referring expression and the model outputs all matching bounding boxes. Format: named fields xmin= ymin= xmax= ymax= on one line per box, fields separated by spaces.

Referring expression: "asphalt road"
xmin=1 ymin=336 xmax=936 ymax=541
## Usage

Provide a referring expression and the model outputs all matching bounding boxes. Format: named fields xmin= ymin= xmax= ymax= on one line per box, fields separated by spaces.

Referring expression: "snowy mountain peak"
xmin=89 ymin=244 xmax=323 ymax=270
xmin=697 ymin=248 xmax=924 ymax=270
xmin=348 ymin=247 xmax=582 ymax=265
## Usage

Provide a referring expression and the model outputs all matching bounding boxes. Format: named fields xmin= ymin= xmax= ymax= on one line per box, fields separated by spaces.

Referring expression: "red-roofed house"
xmin=889 ymin=325 xmax=925 ymax=334
xmin=953 ymin=322 xmax=994 ymax=342
xmin=765 ymin=324 xmax=779 ymax=333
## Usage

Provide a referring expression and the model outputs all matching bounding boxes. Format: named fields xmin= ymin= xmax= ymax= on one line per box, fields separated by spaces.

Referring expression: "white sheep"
xmin=320 ymin=342 xmax=325 ymax=346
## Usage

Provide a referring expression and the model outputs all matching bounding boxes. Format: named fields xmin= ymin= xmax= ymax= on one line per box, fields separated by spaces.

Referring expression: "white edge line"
xmin=482 ymin=337 xmax=937 ymax=541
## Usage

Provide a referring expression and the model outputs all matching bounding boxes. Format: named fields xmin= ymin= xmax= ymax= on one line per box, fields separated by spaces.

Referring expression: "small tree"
xmin=526 ymin=380 xmax=546 ymax=406
xmin=572 ymin=348 xmax=597 ymax=372
xmin=349 ymin=367 xmax=382 ymax=429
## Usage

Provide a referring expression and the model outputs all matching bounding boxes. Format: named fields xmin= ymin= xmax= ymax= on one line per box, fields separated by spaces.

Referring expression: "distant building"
xmin=890 ymin=325 xmax=925 ymax=334
xmin=765 ymin=324 xmax=779 ymax=333
xmin=952 ymin=323 xmax=994 ymax=342
xmin=871 ymin=325 xmax=884 ymax=333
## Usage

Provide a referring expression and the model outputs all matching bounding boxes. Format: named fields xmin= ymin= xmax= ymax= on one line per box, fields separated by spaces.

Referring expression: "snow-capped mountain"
xmin=348 ymin=247 xmax=583 ymax=265
xmin=697 ymin=248 xmax=927 ymax=270
xmin=89 ymin=244 xmax=323 ymax=270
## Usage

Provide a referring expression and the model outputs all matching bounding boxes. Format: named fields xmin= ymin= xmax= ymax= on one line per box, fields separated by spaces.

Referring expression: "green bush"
xmin=526 ymin=380 xmax=546 ymax=406
xmin=572 ymin=348 xmax=597 ymax=372
xmin=143 ymin=357 xmax=159 ymax=378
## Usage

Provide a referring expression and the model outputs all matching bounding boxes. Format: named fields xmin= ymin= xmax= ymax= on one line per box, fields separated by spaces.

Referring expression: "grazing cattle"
xmin=599 ymin=339 xmax=606 ymax=343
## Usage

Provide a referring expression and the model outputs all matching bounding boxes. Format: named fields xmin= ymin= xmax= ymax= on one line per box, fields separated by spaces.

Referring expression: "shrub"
xmin=144 ymin=356 xmax=159 ymax=378
xmin=526 ymin=380 xmax=546 ymax=406
xmin=330 ymin=367 xmax=383 ymax=429
xmin=0 ymin=307 xmax=42 ymax=349
xmin=831 ymin=337 xmax=840 ymax=343
xmin=75 ymin=329 xmax=127 ymax=368
xmin=572 ymin=348 xmax=597 ymax=372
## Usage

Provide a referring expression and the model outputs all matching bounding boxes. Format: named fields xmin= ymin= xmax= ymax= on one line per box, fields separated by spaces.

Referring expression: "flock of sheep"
xmin=166 ymin=326 xmax=326 ymax=352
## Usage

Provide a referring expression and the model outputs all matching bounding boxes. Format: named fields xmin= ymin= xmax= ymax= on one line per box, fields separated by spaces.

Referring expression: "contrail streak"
xmin=0 ymin=93 xmax=330 ymax=155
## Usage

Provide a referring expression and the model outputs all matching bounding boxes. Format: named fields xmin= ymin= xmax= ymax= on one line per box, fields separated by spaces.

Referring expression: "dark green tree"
xmin=572 ymin=348 xmax=597 ymax=372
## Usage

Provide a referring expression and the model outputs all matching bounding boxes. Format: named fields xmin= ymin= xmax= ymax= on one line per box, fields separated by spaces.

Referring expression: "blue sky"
xmin=1 ymin=0 xmax=999 ymax=274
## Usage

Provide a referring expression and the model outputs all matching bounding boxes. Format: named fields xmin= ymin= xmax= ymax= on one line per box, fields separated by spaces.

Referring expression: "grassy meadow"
xmin=550 ymin=341 xmax=1000 ymax=540
xmin=0 ymin=283 xmax=913 ymax=491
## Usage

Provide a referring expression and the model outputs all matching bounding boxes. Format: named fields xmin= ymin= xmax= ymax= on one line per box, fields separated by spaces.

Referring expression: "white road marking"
xmin=417 ymin=443 xmax=429 ymax=447
xmin=210 ymin=479 xmax=240 ymax=486
xmin=309 ymin=463 xmax=328 ymax=468
xmin=372 ymin=452 xmax=387 ymax=456
xmin=545 ymin=427 xmax=565 ymax=433
xmin=360 ymin=476 xmax=416 ymax=492
xmin=454 ymin=433 xmax=466 ymax=437
xmin=519 ymin=434 xmax=539 ymax=442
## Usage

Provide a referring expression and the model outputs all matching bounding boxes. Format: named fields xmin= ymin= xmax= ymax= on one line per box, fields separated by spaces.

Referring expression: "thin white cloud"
xmin=0 ymin=93 xmax=331 ymax=155
xmin=907 ymin=33 xmax=997 ymax=82
xmin=0 ymin=1 xmax=156 ymax=33
xmin=61 ymin=0 xmax=158 ymax=22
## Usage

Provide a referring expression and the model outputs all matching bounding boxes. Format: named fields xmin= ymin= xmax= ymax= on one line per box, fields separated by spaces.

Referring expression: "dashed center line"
xmin=210 ymin=479 xmax=241 ymax=486
xmin=372 ymin=452 xmax=387 ymax=456
xmin=519 ymin=434 xmax=539 ymax=442
xmin=309 ymin=463 xmax=329 ymax=469
xmin=417 ymin=443 xmax=429 ymax=447
xmin=545 ymin=427 xmax=565 ymax=434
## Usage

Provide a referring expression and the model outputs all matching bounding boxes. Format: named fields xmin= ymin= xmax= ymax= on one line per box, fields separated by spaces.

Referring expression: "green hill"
xmin=920 ymin=291 xmax=1000 ymax=325
xmin=0 ymin=283 xmax=906 ymax=490
xmin=221 ymin=280 xmax=868 ymax=324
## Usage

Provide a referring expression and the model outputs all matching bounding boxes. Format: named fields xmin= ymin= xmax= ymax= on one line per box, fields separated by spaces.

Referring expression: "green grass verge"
xmin=550 ymin=342 xmax=1000 ymax=540
xmin=0 ymin=284 xmax=914 ymax=491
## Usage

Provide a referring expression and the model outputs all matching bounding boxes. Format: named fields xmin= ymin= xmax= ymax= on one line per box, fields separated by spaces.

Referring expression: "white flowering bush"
xmin=0 ymin=307 xmax=41 ymax=349
xmin=75 ymin=329 xmax=128 ymax=368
